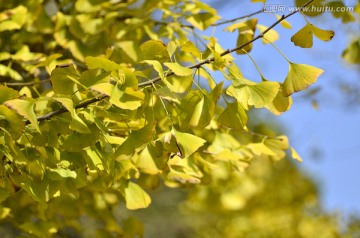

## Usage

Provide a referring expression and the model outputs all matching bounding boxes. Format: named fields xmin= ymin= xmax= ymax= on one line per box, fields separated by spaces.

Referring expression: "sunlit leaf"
xmin=114 ymin=123 xmax=155 ymax=160
xmin=218 ymin=102 xmax=247 ymax=130
xmin=172 ymin=129 xmax=206 ymax=158
xmin=0 ymin=86 xmax=18 ymax=104
xmin=291 ymin=147 xmax=303 ymax=162
xmin=282 ymin=63 xmax=324 ymax=96
xmin=257 ymin=24 xmax=279 ymax=44
xmin=123 ymin=182 xmax=151 ymax=210
xmin=140 ymin=40 xmax=169 ymax=62
xmin=4 ymin=99 xmax=39 ymax=132
xmin=164 ymin=62 xmax=193 ymax=76
xmin=291 ymin=24 xmax=313 ymax=48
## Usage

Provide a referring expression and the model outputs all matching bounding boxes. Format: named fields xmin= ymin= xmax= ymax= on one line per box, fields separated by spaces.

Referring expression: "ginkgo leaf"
xmin=136 ymin=143 xmax=166 ymax=175
xmin=164 ymin=62 xmax=193 ymax=76
xmin=186 ymin=12 xmax=220 ymax=30
xmin=248 ymin=142 xmax=276 ymax=156
xmin=52 ymin=97 xmax=91 ymax=133
xmin=143 ymin=60 xmax=164 ymax=81
xmin=232 ymin=19 xmax=258 ymax=54
xmin=165 ymin=75 xmax=193 ymax=93
xmin=282 ymin=63 xmax=324 ymax=96
xmin=276 ymin=15 xmax=292 ymax=29
xmin=190 ymin=83 xmax=222 ymax=128
xmin=291 ymin=23 xmax=334 ymax=48
xmin=291 ymin=147 xmax=303 ymax=162
xmin=85 ymin=56 xmax=122 ymax=71
xmin=123 ymin=182 xmax=151 ymax=210
xmin=47 ymin=168 xmax=77 ymax=180
xmin=114 ymin=123 xmax=155 ymax=160
xmin=181 ymin=41 xmax=201 ymax=58
xmin=257 ymin=24 xmax=279 ymax=44
xmin=153 ymin=87 xmax=180 ymax=104
xmin=110 ymin=86 xmax=145 ymax=110
xmin=218 ymin=102 xmax=247 ymax=130
xmin=291 ymin=24 xmax=313 ymax=48
xmin=227 ymin=81 xmax=280 ymax=109
xmin=342 ymin=39 xmax=360 ymax=64
xmin=4 ymin=99 xmax=39 ymax=132
xmin=265 ymin=89 xmax=293 ymax=115
xmin=0 ymin=105 xmax=25 ymax=139
xmin=167 ymin=41 xmax=177 ymax=58
xmin=140 ymin=40 xmax=169 ymax=62
xmin=172 ymin=129 xmax=206 ymax=158
xmin=0 ymin=86 xmax=18 ymax=104
xmin=311 ymin=24 xmax=334 ymax=41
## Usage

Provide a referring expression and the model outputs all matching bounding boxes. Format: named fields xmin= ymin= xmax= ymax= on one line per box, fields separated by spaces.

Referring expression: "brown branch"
xmin=139 ymin=0 xmax=315 ymax=87
xmin=26 ymin=0 xmax=314 ymax=124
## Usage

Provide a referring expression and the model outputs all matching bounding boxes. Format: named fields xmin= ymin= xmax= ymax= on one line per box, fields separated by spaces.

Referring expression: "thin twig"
xmin=4 ymin=79 xmax=51 ymax=87
xmin=155 ymin=9 xmax=263 ymax=29
xmin=26 ymin=0 xmax=314 ymax=124
xmin=139 ymin=0 xmax=314 ymax=87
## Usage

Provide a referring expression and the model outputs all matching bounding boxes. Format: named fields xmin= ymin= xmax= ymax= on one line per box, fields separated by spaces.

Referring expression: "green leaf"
xmin=110 ymin=86 xmax=145 ymax=110
xmin=136 ymin=143 xmax=166 ymax=175
xmin=52 ymin=96 xmax=91 ymax=133
xmin=85 ymin=56 xmax=122 ymax=71
xmin=227 ymin=81 xmax=280 ymax=109
xmin=0 ymin=65 xmax=22 ymax=81
xmin=143 ymin=60 xmax=164 ymax=81
xmin=190 ymin=82 xmax=223 ymax=128
xmin=0 ymin=188 xmax=10 ymax=203
xmin=79 ymin=69 xmax=111 ymax=88
xmin=172 ymin=129 xmax=206 ymax=158
xmin=165 ymin=75 xmax=193 ymax=94
xmin=114 ymin=123 xmax=155 ymax=160
xmin=0 ymin=86 xmax=18 ymax=104
xmin=0 ymin=105 xmax=25 ymax=139
xmin=265 ymin=89 xmax=293 ymax=115
xmin=164 ymin=62 xmax=193 ymax=76
xmin=50 ymin=65 xmax=81 ymax=100
xmin=0 ymin=5 xmax=27 ymax=32
xmin=181 ymin=41 xmax=201 ymax=58
xmin=167 ymin=41 xmax=177 ymax=59
xmin=218 ymin=102 xmax=247 ymax=130
xmin=122 ymin=181 xmax=151 ymax=210
xmin=140 ymin=40 xmax=169 ymax=62
xmin=47 ymin=168 xmax=77 ymax=180
xmin=4 ymin=99 xmax=39 ymax=132
xmin=282 ymin=63 xmax=324 ymax=96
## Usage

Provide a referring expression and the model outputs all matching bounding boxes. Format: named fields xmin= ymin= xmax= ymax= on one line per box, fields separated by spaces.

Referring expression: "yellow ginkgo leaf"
xmin=276 ymin=15 xmax=292 ymax=29
xmin=311 ymin=24 xmax=335 ymax=41
xmin=257 ymin=24 xmax=279 ymax=44
xmin=291 ymin=24 xmax=313 ymax=48
xmin=282 ymin=63 xmax=324 ymax=96
xmin=291 ymin=147 xmax=303 ymax=162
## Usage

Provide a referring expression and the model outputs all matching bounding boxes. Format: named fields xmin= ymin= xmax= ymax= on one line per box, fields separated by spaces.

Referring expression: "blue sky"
xmin=209 ymin=0 xmax=360 ymax=216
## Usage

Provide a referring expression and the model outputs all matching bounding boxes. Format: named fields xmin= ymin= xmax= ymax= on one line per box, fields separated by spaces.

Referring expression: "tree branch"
xmin=3 ymin=79 xmax=51 ymax=87
xmin=26 ymin=0 xmax=314 ymax=124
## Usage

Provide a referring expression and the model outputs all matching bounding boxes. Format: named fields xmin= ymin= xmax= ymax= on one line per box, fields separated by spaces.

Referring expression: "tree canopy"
xmin=0 ymin=0 xmax=359 ymax=237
